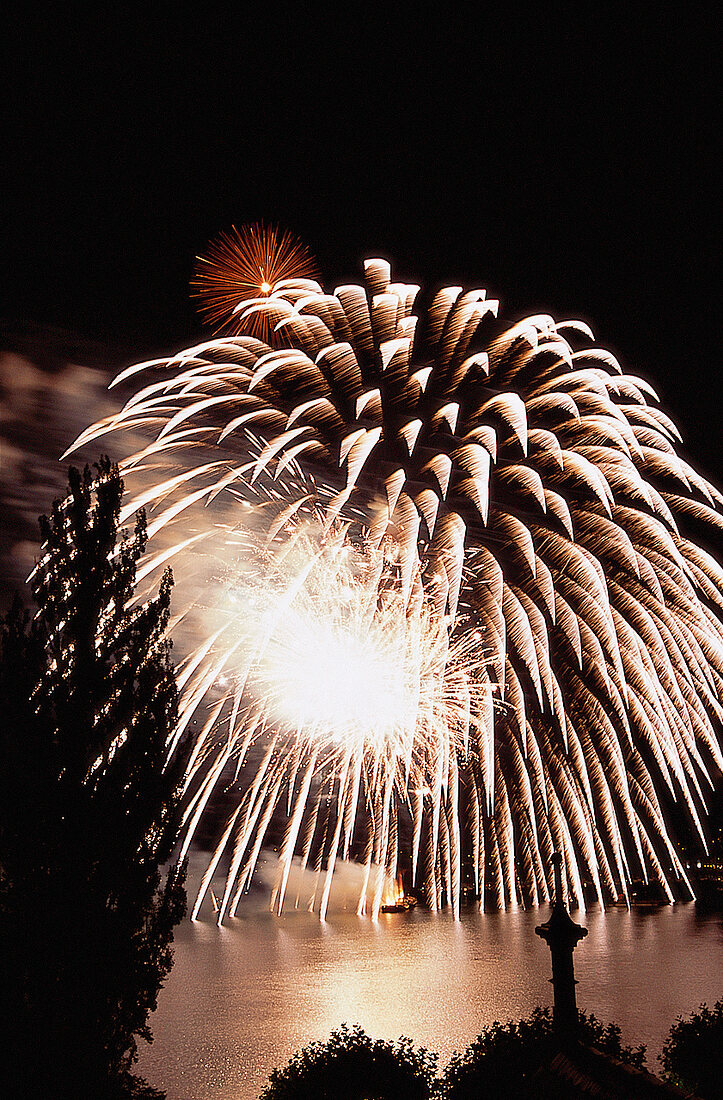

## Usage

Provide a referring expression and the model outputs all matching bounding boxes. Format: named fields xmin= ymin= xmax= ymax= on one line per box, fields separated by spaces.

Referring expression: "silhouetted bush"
xmin=660 ymin=999 xmax=723 ymax=1099
xmin=259 ymin=1022 xmax=438 ymax=1100
xmin=437 ymin=1007 xmax=646 ymax=1099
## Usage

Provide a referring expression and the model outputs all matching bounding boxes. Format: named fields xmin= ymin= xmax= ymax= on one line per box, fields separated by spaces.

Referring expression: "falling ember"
xmin=191 ymin=222 xmax=318 ymax=340
xmin=68 ymin=245 xmax=723 ymax=921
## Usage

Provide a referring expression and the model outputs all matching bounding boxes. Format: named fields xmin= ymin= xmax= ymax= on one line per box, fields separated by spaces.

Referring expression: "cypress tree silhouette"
xmin=0 ymin=458 xmax=188 ymax=1098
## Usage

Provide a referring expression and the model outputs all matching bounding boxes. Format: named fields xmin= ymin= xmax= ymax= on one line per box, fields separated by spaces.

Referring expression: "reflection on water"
xmin=138 ymin=881 xmax=723 ymax=1100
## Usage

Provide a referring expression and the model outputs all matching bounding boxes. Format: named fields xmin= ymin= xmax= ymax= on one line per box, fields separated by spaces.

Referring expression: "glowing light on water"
xmin=68 ymin=241 xmax=723 ymax=920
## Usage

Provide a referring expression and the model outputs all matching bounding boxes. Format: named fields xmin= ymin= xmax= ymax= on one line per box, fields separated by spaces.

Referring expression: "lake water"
xmin=137 ymin=866 xmax=723 ymax=1100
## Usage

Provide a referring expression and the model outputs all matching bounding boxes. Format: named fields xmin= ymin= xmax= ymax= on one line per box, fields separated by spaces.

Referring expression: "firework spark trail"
xmin=67 ymin=250 xmax=723 ymax=919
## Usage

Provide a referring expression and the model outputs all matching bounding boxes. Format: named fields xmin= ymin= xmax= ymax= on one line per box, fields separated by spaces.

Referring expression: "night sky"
xmin=1 ymin=9 xmax=720 ymax=470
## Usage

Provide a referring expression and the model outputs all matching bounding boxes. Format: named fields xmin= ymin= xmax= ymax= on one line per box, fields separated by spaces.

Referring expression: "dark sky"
xmin=2 ymin=7 xmax=720 ymax=472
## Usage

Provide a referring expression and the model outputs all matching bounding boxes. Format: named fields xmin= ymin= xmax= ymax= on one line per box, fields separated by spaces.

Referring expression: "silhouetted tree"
xmin=660 ymin=999 xmax=723 ymax=1099
xmin=259 ymin=1023 xmax=438 ymax=1100
xmin=437 ymin=1007 xmax=646 ymax=1099
xmin=0 ymin=459 xmax=188 ymax=1098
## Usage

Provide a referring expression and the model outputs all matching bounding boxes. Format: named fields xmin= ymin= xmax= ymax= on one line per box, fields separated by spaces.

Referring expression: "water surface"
xmin=138 ymin=891 xmax=723 ymax=1100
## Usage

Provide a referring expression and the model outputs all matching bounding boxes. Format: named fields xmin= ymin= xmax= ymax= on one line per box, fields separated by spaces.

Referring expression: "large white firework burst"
xmin=69 ymin=254 xmax=723 ymax=919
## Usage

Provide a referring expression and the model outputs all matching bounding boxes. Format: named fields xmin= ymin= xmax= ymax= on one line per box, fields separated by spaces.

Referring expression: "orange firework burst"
xmin=192 ymin=223 xmax=318 ymax=339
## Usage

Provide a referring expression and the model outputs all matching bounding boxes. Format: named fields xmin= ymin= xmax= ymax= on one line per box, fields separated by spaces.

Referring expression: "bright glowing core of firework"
xmin=259 ymin=609 xmax=409 ymax=746
xmin=210 ymin=530 xmax=473 ymax=758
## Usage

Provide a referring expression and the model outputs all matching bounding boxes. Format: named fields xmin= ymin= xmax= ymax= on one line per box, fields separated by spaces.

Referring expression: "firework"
xmin=68 ymin=252 xmax=723 ymax=920
xmin=191 ymin=222 xmax=318 ymax=340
